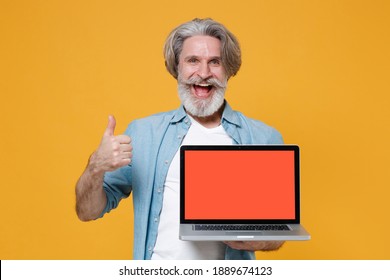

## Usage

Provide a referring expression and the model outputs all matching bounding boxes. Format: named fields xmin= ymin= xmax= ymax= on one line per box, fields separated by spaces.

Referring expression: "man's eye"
xmin=210 ymin=59 xmax=220 ymax=65
xmin=188 ymin=58 xmax=198 ymax=63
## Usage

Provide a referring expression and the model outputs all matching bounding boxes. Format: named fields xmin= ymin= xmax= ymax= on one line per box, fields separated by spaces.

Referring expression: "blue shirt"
xmin=101 ymin=102 xmax=283 ymax=260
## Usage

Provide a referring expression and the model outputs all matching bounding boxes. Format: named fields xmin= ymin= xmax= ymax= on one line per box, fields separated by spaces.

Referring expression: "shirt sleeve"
xmin=99 ymin=165 xmax=132 ymax=217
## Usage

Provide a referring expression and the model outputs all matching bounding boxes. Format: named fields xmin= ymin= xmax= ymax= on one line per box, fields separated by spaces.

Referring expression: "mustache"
xmin=179 ymin=76 xmax=227 ymax=88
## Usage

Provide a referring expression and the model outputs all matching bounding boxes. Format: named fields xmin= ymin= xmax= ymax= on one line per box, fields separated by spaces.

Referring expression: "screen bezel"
xmin=180 ymin=145 xmax=301 ymax=224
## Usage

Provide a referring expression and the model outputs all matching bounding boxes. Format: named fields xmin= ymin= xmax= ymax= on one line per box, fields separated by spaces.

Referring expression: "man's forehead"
xmin=180 ymin=35 xmax=221 ymax=58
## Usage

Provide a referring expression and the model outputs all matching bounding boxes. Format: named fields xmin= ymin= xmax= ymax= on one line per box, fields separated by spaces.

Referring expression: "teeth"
xmin=196 ymin=83 xmax=211 ymax=87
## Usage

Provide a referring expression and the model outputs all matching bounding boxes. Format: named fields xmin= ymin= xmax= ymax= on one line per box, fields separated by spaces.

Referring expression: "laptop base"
xmin=179 ymin=224 xmax=311 ymax=241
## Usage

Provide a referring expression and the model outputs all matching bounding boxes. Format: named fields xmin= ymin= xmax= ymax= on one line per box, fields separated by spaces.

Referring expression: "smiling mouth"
xmin=192 ymin=83 xmax=214 ymax=98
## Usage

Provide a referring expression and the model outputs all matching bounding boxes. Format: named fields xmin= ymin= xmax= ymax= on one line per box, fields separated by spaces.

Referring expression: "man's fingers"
xmin=120 ymin=144 xmax=133 ymax=153
xmin=102 ymin=115 xmax=131 ymax=145
xmin=95 ymin=115 xmax=133 ymax=171
xmin=121 ymin=157 xmax=132 ymax=164
xmin=121 ymin=151 xmax=133 ymax=159
xmin=116 ymin=135 xmax=131 ymax=144
xmin=104 ymin=115 xmax=116 ymax=137
xmin=224 ymin=241 xmax=246 ymax=250
xmin=224 ymin=241 xmax=284 ymax=251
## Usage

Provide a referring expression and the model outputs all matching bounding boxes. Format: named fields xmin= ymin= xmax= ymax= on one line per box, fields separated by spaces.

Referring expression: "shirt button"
xmin=165 ymin=160 xmax=169 ymax=164
xmin=148 ymin=247 xmax=152 ymax=252
xmin=157 ymin=188 xmax=162 ymax=193
xmin=154 ymin=217 xmax=158 ymax=223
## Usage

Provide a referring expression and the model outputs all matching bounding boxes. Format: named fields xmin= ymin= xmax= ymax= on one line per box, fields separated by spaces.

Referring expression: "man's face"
xmin=177 ymin=35 xmax=227 ymax=118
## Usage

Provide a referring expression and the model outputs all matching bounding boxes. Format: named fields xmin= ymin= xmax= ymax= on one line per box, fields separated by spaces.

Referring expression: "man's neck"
xmin=188 ymin=105 xmax=224 ymax=129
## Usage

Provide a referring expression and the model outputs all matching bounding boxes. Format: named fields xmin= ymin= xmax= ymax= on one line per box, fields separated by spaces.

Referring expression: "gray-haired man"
xmin=76 ymin=18 xmax=284 ymax=260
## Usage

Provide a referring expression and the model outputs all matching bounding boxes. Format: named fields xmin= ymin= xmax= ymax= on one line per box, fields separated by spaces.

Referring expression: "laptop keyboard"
xmin=194 ymin=225 xmax=291 ymax=231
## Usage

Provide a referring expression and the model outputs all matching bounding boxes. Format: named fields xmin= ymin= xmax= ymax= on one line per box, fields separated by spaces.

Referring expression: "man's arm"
xmin=75 ymin=115 xmax=132 ymax=221
xmin=75 ymin=154 xmax=108 ymax=221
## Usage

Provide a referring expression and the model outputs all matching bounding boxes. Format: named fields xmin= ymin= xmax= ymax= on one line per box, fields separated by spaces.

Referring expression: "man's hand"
xmin=89 ymin=115 xmax=133 ymax=174
xmin=75 ymin=115 xmax=132 ymax=221
xmin=224 ymin=241 xmax=285 ymax=251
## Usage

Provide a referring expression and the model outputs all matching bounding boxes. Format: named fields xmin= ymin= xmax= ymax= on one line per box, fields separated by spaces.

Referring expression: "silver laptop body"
xmin=179 ymin=145 xmax=310 ymax=241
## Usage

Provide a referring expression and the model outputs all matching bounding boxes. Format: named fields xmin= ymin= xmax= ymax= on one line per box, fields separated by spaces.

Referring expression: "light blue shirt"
xmin=101 ymin=102 xmax=283 ymax=260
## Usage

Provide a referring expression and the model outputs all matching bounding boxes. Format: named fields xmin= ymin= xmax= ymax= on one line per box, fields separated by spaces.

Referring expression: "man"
xmin=76 ymin=18 xmax=284 ymax=260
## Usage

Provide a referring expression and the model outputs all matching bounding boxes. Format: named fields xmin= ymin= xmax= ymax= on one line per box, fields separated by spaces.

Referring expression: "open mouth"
xmin=192 ymin=83 xmax=214 ymax=98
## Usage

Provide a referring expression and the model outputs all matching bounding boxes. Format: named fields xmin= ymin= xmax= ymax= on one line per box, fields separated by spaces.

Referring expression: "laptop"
xmin=179 ymin=145 xmax=310 ymax=241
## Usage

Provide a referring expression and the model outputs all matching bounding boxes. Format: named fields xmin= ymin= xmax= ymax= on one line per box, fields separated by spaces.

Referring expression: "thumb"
xmin=104 ymin=115 xmax=116 ymax=136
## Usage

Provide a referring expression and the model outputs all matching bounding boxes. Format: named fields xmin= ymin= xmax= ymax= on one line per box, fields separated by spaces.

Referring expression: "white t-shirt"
xmin=151 ymin=116 xmax=232 ymax=260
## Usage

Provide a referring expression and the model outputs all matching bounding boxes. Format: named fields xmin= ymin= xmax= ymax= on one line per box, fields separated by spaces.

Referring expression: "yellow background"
xmin=1 ymin=0 xmax=389 ymax=259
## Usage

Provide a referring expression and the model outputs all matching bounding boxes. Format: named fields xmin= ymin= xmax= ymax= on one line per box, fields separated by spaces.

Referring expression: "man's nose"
xmin=197 ymin=61 xmax=212 ymax=79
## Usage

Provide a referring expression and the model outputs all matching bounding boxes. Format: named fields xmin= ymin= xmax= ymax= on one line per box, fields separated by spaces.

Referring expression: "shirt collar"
xmin=170 ymin=105 xmax=188 ymax=124
xmin=221 ymin=101 xmax=241 ymax=127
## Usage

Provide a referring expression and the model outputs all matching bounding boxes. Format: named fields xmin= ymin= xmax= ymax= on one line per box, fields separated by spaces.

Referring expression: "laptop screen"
xmin=180 ymin=145 xmax=300 ymax=223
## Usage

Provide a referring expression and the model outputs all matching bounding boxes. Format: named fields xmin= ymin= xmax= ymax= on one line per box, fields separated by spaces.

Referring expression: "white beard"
xmin=177 ymin=75 xmax=227 ymax=117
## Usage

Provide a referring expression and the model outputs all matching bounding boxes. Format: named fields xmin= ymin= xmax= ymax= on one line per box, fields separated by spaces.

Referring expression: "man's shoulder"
xmin=237 ymin=112 xmax=275 ymax=130
xmin=130 ymin=108 xmax=178 ymax=126
xmin=233 ymin=110 xmax=284 ymax=144
xmin=227 ymin=107 xmax=268 ymax=129
xmin=123 ymin=108 xmax=181 ymax=136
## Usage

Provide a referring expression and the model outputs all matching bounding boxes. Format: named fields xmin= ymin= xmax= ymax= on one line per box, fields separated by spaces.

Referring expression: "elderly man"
xmin=76 ymin=18 xmax=284 ymax=260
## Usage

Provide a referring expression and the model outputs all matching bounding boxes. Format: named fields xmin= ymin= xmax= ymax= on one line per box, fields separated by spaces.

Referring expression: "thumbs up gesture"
xmin=90 ymin=115 xmax=133 ymax=173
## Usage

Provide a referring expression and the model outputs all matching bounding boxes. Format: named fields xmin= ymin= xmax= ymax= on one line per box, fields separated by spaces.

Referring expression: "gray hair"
xmin=164 ymin=18 xmax=241 ymax=79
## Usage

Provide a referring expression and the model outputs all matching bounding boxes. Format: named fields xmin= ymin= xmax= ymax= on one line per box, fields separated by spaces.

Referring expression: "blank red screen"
xmin=184 ymin=150 xmax=296 ymax=220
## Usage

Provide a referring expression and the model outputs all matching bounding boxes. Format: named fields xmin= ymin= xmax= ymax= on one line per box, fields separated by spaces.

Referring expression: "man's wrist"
xmin=87 ymin=152 xmax=106 ymax=177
